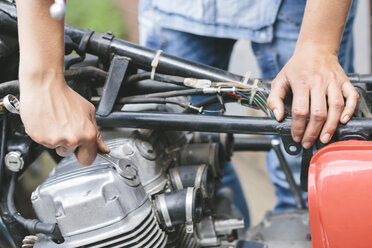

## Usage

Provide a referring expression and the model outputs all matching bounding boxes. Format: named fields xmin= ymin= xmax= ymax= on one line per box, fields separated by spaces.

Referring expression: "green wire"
xmin=253 ymin=94 xmax=269 ymax=115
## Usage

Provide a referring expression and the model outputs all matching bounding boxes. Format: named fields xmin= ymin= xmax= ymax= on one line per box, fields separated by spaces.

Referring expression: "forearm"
xmin=296 ymin=0 xmax=353 ymax=54
xmin=17 ymin=0 xmax=65 ymax=85
xmin=268 ymin=0 xmax=358 ymax=148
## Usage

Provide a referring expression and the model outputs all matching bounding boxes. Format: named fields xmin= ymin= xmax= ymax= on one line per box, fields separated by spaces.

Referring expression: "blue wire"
xmin=258 ymin=90 xmax=268 ymax=101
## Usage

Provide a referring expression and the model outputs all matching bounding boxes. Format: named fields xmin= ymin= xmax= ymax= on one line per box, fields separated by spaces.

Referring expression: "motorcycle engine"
xmin=31 ymin=129 xmax=243 ymax=248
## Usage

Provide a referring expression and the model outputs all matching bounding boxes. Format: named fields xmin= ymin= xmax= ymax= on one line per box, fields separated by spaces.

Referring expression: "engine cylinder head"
xmin=31 ymin=141 xmax=167 ymax=248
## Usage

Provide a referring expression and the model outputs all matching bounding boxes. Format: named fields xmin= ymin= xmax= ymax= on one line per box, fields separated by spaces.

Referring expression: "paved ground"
xmin=232 ymin=150 xmax=276 ymax=225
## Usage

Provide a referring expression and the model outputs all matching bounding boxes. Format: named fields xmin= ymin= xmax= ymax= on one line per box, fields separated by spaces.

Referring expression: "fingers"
xmin=267 ymin=74 xmax=289 ymax=121
xmin=90 ymin=110 xmax=110 ymax=154
xmin=74 ymin=127 xmax=98 ymax=166
xmin=291 ymin=85 xmax=309 ymax=143
xmin=340 ymin=81 xmax=359 ymax=124
xmin=97 ymin=132 xmax=110 ymax=153
xmin=319 ymin=83 xmax=344 ymax=144
xmin=74 ymin=111 xmax=109 ymax=166
xmin=56 ymin=146 xmax=75 ymax=157
xmin=301 ymin=85 xmax=327 ymax=149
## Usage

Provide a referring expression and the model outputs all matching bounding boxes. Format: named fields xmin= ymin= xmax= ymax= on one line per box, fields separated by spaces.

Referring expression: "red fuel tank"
xmin=308 ymin=141 xmax=372 ymax=248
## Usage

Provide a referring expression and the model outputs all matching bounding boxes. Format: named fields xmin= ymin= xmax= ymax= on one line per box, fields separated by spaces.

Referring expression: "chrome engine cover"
xmin=32 ymin=136 xmax=169 ymax=247
xmin=30 ymin=130 xmax=240 ymax=248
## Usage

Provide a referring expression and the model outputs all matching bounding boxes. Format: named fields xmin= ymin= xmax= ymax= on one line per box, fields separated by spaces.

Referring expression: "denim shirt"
xmin=139 ymin=0 xmax=306 ymax=43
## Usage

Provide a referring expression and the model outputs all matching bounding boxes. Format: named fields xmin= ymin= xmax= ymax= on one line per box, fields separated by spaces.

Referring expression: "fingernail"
xmin=273 ymin=109 xmax=279 ymax=120
xmin=321 ymin=133 xmax=330 ymax=144
xmin=104 ymin=145 xmax=110 ymax=153
xmin=342 ymin=115 xmax=350 ymax=123
xmin=302 ymin=142 xmax=312 ymax=149
xmin=293 ymin=136 xmax=301 ymax=143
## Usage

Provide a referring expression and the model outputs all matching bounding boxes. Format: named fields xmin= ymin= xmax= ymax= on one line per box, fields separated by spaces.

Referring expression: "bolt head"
xmin=122 ymin=145 xmax=134 ymax=156
xmin=5 ymin=151 xmax=24 ymax=172
xmin=186 ymin=225 xmax=193 ymax=233
xmin=135 ymin=140 xmax=156 ymax=160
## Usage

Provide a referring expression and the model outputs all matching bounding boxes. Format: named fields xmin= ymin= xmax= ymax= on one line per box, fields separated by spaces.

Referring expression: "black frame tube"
xmin=234 ymin=137 xmax=272 ymax=151
xmin=63 ymin=25 xmax=274 ymax=88
xmin=97 ymin=112 xmax=372 ymax=141
xmin=96 ymin=111 xmax=285 ymax=134
xmin=271 ymin=141 xmax=307 ymax=209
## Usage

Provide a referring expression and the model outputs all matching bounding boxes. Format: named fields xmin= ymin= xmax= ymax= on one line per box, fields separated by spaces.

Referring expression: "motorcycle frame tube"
xmin=97 ymin=112 xmax=372 ymax=140
xmin=97 ymin=111 xmax=286 ymax=134
xmin=64 ymin=25 xmax=274 ymax=87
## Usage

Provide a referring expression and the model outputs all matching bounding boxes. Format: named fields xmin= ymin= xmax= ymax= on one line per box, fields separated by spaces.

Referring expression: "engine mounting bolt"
xmin=142 ymin=141 xmax=153 ymax=153
xmin=5 ymin=151 xmax=24 ymax=172
xmin=135 ymin=140 xmax=156 ymax=160
xmin=122 ymin=145 xmax=134 ymax=156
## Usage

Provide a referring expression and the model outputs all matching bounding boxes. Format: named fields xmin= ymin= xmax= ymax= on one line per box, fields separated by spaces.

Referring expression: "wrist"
xmin=294 ymin=41 xmax=339 ymax=57
xmin=19 ymin=69 xmax=66 ymax=91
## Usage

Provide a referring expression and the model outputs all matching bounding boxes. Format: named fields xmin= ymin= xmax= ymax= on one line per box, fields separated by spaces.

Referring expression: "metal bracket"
xmin=96 ymin=55 xmax=129 ymax=116
xmin=102 ymin=30 xmax=115 ymax=41
xmin=281 ymin=133 xmax=302 ymax=156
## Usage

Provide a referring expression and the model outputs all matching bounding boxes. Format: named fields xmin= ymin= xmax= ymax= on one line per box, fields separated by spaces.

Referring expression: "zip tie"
xmin=151 ymin=50 xmax=163 ymax=80
xmin=202 ymin=88 xmax=218 ymax=94
xmin=249 ymin=79 xmax=260 ymax=105
xmin=243 ymin=71 xmax=251 ymax=85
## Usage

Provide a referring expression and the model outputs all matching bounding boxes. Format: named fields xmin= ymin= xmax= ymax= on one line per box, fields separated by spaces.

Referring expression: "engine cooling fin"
xmin=83 ymin=208 xmax=167 ymax=248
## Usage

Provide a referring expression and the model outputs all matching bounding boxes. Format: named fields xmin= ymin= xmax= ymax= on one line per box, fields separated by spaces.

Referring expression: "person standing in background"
xmin=138 ymin=0 xmax=358 ymax=217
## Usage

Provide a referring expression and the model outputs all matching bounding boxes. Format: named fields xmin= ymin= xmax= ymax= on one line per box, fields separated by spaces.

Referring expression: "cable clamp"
xmin=249 ymin=79 xmax=260 ymax=104
xmin=185 ymin=187 xmax=194 ymax=233
xmin=151 ymin=50 xmax=163 ymax=80
xmin=243 ymin=71 xmax=251 ymax=85
xmin=203 ymin=88 xmax=218 ymax=94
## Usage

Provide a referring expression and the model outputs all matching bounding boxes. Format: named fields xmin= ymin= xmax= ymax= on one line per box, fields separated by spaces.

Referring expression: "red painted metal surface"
xmin=308 ymin=141 xmax=372 ymax=248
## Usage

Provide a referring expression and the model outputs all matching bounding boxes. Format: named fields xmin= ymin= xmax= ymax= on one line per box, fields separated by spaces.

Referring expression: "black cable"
xmin=7 ymin=173 xmax=64 ymax=242
xmin=126 ymin=72 xmax=185 ymax=86
xmin=122 ymin=89 xmax=204 ymax=100
xmin=0 ymin=67 xmax=108 ymax=96
xmin=119 ymin=97 xmax=187 ymax=108
xmin=64 ymin=66 xmax=107 ymax=82
xmin=65 ymin=55 xmax=85 ymax=70
xmin=183 ymin=95 xmax=236 ymax=113
xmin=125 ymin=80 xmax=187 ymax=96
xmin=0 ymin=112 xmax=6 ymax=190
xmin=0 ymin=81 xmax=18 ymax=96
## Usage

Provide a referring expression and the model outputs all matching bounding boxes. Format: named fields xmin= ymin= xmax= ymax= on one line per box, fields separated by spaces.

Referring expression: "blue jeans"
xmin=139 ymin=0 xmax=357 ymax=217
